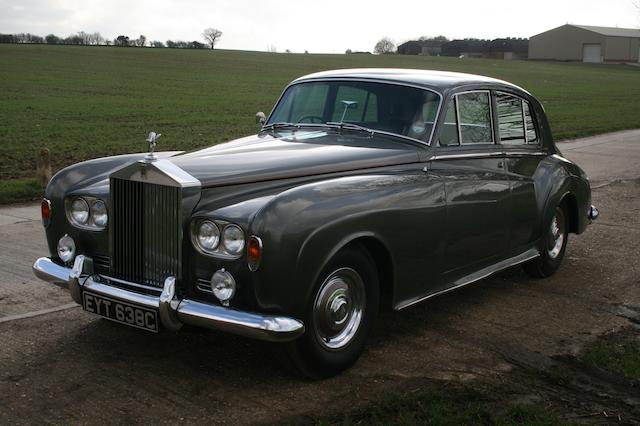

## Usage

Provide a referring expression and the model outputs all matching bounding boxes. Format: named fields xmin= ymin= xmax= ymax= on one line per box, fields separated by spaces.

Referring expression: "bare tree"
xmin=374 ymin=37 xmax=395 ymax=54
xmin=202 ymin=28 xmax=222 ymax=49
xmin=133 ymin=35 xmax=146 ymax=47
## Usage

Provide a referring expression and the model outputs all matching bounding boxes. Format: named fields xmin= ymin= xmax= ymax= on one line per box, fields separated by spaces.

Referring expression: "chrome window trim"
xmin=265 ymin=78 xmax=444 ymax=147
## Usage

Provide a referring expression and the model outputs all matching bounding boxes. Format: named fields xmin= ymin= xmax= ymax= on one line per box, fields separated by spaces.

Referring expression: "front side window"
xmin=268 ymin=81 xmax=441 ymax=143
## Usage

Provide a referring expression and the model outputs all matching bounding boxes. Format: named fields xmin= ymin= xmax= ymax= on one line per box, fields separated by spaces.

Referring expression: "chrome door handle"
xmin=497 ymin=161 xmax=504 ymax=168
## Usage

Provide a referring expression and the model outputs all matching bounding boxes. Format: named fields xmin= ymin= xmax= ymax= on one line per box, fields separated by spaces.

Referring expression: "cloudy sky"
xmin=1 ymin=0 xmax=638 ymax=53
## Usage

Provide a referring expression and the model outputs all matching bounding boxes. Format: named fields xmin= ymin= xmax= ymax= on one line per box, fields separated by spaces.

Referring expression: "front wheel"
xmin=284 ymin=245 xmax=379 ymax=379
xmin=523 ymin=204 xmax=569 ymax=278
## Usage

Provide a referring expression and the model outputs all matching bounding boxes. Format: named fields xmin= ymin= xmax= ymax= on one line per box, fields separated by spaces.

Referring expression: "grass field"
xmin=1 ymin=44 xmax=640 ymax=203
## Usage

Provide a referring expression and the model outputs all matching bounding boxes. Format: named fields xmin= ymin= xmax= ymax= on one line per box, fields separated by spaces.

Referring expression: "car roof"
xmin=294 ymin=68 xmax=528 ymax=94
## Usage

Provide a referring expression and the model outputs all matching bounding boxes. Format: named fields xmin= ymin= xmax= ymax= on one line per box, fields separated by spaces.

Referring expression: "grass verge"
xmin=315 ymin=382 xmax=568 ymax=426
xmin=0 ymin=178 xmax=42 ymax=205
xmin=582 ymin=329 xmax=640 ymax=381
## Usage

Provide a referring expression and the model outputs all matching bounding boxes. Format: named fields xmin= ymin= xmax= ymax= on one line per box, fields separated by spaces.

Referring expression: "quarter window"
xmin=496 ymin=93 xmax=525 ymax=145
xmin=457 ymin=92 xmax=493 ymax=144
xmin=496 ymin=92 xmax=539 ymax=145
xmin=523 ymin=101 xmax=538 ymax=144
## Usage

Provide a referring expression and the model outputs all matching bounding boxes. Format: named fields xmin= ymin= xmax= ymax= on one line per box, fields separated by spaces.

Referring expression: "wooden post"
xmin=36 ymin=148 xmax=52 ymax=188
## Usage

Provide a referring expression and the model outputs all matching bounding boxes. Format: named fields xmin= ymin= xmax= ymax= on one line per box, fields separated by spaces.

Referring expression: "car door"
xmin=494 ymin=91 xmax=547 ymax=250
xmin=430 ymin=90 xmax=511 ymax=275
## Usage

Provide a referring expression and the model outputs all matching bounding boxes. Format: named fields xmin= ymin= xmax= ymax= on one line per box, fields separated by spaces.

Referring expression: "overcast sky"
xmin=1 ymin=0 xmax=638 ymax=53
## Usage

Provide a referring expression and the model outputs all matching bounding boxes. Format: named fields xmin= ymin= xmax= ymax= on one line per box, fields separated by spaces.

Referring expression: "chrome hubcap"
xmin=313 ymin=267 xmax=365 ymax=350
xmin=547 ymin=208 xmax=565 ymax=260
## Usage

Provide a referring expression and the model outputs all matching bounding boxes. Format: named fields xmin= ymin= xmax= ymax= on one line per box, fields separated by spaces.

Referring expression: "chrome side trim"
xmin=396 ymin=248 xmax=540 ymax=310
xmin=429 ymin=151 xmax=548 ymax=161
xmin=503 ymin=151 xmax=547 ymax=157
xmin=430 ymin=151 xmax=503 ymax=161
xmin=32 ymin=256 xmax=305 ymax=342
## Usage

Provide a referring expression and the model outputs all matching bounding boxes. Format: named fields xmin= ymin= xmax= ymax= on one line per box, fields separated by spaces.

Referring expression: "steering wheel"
xmin=297 ymin=115 xmax=324 ymax=124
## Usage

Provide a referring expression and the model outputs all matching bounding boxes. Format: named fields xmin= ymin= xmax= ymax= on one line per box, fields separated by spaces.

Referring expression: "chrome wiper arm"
xmin=325 ymin=121 xmax=375 ymax=136
xmin=260 ymin=122 xmax=299 ymax=132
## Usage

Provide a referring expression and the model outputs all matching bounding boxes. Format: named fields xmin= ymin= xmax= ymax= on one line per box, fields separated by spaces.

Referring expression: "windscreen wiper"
xmin=325 ymin=122 xmax=375 ymax=136
xmin=260 ymin=122 xmax=300 ymax=132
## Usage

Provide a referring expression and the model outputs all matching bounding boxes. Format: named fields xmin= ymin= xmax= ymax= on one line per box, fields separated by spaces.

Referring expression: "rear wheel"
xmin=524 ymin=204 xmax=569 ymax=278
xmin=284 ymin=245 xmax=379 ymax=379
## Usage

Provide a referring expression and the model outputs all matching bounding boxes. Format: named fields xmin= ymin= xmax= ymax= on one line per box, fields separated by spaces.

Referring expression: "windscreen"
xmin=268 ymin=81 xmax=441 ymax=143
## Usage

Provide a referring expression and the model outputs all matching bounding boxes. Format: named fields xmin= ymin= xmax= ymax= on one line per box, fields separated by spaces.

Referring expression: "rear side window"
xmin=457 ymin=92 xmax=493 ymax=144
xmin=437 ymin=91 xmax=493 ymax=147
xmin=496 ymin=92 xmax=538 ymax=145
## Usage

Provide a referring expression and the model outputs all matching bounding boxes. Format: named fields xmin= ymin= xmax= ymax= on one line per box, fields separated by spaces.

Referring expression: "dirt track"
xmin=1 ymin=130 xmax=639 ymax=424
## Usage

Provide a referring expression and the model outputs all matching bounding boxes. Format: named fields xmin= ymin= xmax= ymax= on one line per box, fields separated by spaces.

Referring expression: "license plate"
xmin=83 ymin=291 xmax=159 ymax=333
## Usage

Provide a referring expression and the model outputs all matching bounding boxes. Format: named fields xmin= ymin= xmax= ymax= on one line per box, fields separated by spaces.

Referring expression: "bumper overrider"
xmin=32 ymin=255 xmax=305 ymax=342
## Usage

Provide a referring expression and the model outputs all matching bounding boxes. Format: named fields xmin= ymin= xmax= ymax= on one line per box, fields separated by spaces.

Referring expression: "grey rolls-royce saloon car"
xmin=33 ymin=69 xmax=598 ymax=378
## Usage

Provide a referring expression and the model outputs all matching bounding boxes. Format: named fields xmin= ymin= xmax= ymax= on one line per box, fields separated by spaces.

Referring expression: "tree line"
xmin=0 ymin=28 xmax=223 ymax=49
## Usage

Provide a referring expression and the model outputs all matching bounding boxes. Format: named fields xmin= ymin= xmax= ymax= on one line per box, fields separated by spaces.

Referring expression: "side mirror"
xmin=255 ymin=112 xmax=266 ymax=126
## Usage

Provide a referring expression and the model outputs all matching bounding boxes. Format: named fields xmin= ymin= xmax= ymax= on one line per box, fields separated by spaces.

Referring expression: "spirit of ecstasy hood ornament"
xmin=145 ymin=132 xmax=162 ymax=161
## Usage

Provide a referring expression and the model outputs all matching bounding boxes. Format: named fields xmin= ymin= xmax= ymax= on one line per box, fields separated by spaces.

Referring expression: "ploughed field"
xmin=1 ymin=44 xmax=639 ymax=201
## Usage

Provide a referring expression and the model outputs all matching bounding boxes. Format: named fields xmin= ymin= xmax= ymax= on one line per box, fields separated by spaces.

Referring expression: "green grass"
xmin=1 ymin=44 xmax=640 ymax=203
xmin=582 ymin=332 xmax=640 ymax=381
xmin=315 ymin=384 xmax=568 ymax=425
xmin=0 ymin=178 xmax=42 ymax=204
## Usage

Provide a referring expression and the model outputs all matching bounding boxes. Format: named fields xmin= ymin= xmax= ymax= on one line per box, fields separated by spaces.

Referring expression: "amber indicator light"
xmin=41 ymin=199 xmax=51 ymax=222
xmin=247 ymin=237 xmax=261 ymax=268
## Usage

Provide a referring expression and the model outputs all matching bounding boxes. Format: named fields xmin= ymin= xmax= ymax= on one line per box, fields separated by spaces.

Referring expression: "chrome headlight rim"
xmin=191 ymin=219 xmax=246 ymax=259
xmin=70 ymin=197 xmax=90 ymax=225
xmin=91 ymin=199 xmax=109 ymax=227
xmin=222 ymin=224 xmax=245 ymax=256
xmin=66 ymin=196 xmax=108 ymax=231
xmin=196 ymin=220 xmax=221 ymax=252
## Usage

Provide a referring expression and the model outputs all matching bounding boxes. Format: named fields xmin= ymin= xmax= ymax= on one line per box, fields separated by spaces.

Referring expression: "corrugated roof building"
xmin=529 ymin=24 xmax=640 ymax=62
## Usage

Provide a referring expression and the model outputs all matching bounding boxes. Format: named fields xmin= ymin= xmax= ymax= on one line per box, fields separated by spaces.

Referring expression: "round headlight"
xmin=211 ymin=269 xmax=236 ymax=302
xmin=197 ymin=221 xmax=220 ymax=251
xmin=91 ymin=200 xmax=108 ymax=227
xmin=57 ymin=234 xmax=76 ymax=263
xmin=223 ymin=224 xmax=245 ymax=255
xmin=70 ymin=198 xmax=89 ymax=225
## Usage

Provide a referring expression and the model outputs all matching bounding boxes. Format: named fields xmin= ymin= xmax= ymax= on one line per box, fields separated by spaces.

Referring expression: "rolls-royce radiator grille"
xmin=110 ymin=178 xmax=182 ymax=288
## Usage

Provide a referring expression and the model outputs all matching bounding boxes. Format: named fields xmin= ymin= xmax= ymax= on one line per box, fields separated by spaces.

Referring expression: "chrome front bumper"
xmin=32 ymin=255 xmax=305 ymax=342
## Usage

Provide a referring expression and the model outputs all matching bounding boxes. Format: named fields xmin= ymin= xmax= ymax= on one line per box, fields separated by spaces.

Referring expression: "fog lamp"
xmin=57 ymin=234 xmax=76 ymax=263
xmin=211 ymin=269 xmax=236 ymax=304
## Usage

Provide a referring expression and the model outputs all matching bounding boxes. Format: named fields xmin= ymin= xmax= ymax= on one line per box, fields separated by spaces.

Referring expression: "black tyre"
xmin=523 ymin=203 xmax=569 ymax=278
xmin=284 ymin=244 xmax=379 ymax=379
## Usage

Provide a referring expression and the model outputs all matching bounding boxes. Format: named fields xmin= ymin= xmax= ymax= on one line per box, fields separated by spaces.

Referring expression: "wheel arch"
xmin=560 ymin=192 xmax=579 ymax=234
xmin=299 ymin=231 xmax=396 ymax=315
